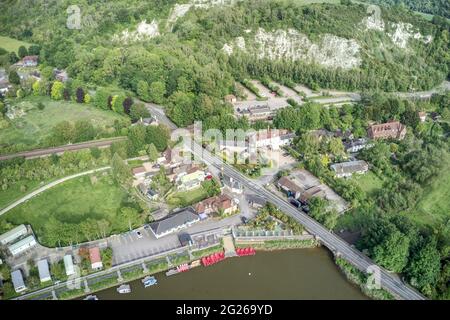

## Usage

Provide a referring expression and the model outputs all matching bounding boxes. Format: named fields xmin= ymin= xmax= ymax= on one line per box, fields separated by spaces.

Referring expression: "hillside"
xmin=362 ymin=0 xmax=450 ymax=19
xmin=0 ymin=0 xmax=449 ymax=126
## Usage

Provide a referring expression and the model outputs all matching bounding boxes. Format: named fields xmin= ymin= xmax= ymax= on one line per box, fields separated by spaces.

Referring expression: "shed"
xmin=64 ymin=255 xmax=75 ymax=276
xmin=37 ymin=259 xmax=52 ymax=283
xmin=11 ymin=270 xmax=27 ymax=293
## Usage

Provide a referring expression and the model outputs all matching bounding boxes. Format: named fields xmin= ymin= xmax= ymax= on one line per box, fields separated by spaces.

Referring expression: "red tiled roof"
xmin=89 ymin=247 xmax=101 ymax=264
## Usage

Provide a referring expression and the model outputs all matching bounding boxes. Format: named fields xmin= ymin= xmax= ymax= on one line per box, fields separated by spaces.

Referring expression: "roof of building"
xmin=330 ymin=160 xmax=369 ymax=175
xmin=11 ymin=270 xmax=25 ymax=291
xmin=0 ymin=224 xmax=27 ymax=244
xmin=132 ymin=166 xmax=146 ymax=175
xmin=368 ymin=121 xmax=406 ymax=139
xmin=23 ymin=55 xmax=38 ymax=62
xmin=178 ymin=233 xmax=193 ymax=246
xmin=194 ymin=194 xmax=234 ymax=213
xmin=37 ymin=259 xmax=51 ymax=281
xmin=246 ymin=194 xmax=267 ymax=206
xmin=89 ymin=247 xmax=102 ymax=264
xmin=64 ymin=255 xmax=75 ymax=275
xmin=300 ymin=186 xmax=324 ymax=202
xmin=149 ymin=207 xmax=199 ymax=236
xmin=277 ymin=176 xmax=304 ymax=194
xmin=8 ymin=235 xmax=36 ymax=252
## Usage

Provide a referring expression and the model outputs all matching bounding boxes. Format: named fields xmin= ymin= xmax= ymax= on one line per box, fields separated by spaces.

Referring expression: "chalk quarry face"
xmin=223 ymin=28 xmax=362 ymax=70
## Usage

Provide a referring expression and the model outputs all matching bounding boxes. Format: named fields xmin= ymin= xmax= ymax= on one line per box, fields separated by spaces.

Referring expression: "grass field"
xmin=0 ymin=96 xmax=125 ymax=150
xmin=166 ymin=186 xmax=209 ymax=208
xmin=0 ymin=174 xmax=134 ymax=247
xmin=352 ymin=171 xmax=383 ymax=197
xmin=0 ymin=179 xmax=42 ymax=209
xmin=413 ymin=165 xmax=450 ymax=227
xmin=0 ymin=35 xmax=31 ymax=53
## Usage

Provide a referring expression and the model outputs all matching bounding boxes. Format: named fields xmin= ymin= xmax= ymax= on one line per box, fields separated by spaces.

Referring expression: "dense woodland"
xmin=363 ymin=0 xmax=450 ymax=19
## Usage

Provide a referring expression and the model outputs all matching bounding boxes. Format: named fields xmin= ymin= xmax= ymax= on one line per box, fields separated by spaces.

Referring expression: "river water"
xmin=95 ymin=248 xmax=368 ymax=300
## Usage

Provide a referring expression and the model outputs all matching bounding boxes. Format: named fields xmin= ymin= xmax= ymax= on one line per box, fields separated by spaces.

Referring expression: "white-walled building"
xmin=37 ymin=259 xmax=52 ymax=283
xmin=8 ymin=235 xmax=37 ymax=256
xmin=64 ymin=255 xmax=75 ymax=276
xmin=0 ymin=225 xmax=28 ymax=245
xmin=11 ymin=270 xmax=27 ymax=293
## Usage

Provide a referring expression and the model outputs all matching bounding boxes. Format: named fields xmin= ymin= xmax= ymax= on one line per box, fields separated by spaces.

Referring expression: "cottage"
xmin=367 ymin=121 xmax=407 ymax=140
xmin=64 ymin=255 xmax=75 ymax=276
xmin=248 ymin=129 xmax=293 ymax=150
xmin=331 ymin=160 xmax=369 ymax=178
xmin=344 ymin=138 xmax=372 ymax=153
xmin=221 ymin=175 xmax=243 ymax=194
xmin=148 ymin=207 xmax=200 ymax=239
xmin=194 ymin=194 xmax=237 ymax=216
xmin=176 ymin=166 xmax=205 ymax=191
xmin=53 ymin=69 xmax=69 ymax=82
xmin=300 ymin=186 xmax=325 ymax=204
xmin=89 ymin=247 xmax=103 ymax=270
xmin=8 ymin=235 xmax=37 ymax=256
xmin=11 ymin=270 xmax=27 ymax=293
xmin=0 ymin=224 xmax=28 ymax=245
xmin=277 ymin=176 xmax=304 ymax=199
xmin=37 ymin=259 xmax=52 ymax=283
xmin=22 ymin=55 xmax=38 ymax=67
xmin=224 ymin=94 xmax=237 ymax=104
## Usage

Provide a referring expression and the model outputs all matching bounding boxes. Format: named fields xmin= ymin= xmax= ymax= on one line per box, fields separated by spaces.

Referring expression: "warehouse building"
xmin=8 ymin=235 xmax=37 ymax=256
xmin=0 ymin=225 xmax=28 ymax=245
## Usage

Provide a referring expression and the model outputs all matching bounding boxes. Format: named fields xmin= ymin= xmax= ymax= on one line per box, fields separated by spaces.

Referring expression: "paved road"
xmin=143 ymin=101 xmax=425 ymax=300
xmin=0 ymin=137 xmax=127 ymax=161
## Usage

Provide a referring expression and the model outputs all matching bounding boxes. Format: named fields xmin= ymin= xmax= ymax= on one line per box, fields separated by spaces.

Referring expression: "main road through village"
xmin=143 ymin=101 xmax=426 ymax=300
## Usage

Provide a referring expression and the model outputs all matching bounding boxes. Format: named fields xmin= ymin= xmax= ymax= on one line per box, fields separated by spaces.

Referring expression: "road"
xmin=142 ymin=100 xmax=426 ymax=300
xmin=0 ymin=137 xmax=127 ymax=161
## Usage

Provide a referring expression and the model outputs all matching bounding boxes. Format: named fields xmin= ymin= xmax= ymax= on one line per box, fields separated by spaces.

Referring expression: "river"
xmin=95 ymin=248 xmax=368 ymax=300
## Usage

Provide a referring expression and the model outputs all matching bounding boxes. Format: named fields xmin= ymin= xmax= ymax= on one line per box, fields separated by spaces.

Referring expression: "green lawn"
xmin=0 ymin=174 xmax=135 ymax=247
xmin=352 ymin=171 xmax=383 ymax=197
xmin=0 ymin=96 xmax=125 ymax=151
xmin=0 ymin=35 xmax=31 ymax=53
xmin=166 ymin=186 xmax=209 ymax=208
xmin=0 ymin=179 xmax=42 ymax=209
xmin=413 ymin=166 xmax=450 ymax=227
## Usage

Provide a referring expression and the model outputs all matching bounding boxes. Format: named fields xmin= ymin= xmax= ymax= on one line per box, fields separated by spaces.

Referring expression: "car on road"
xmin=135 ymin=230 xmax=143 ymax=239
xmin=241 ymin=216 xmax=249 ymax=224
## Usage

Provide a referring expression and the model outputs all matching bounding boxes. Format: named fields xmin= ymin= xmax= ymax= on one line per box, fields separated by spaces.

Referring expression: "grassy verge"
xmin=335 ymin=257 xmax=394 ymax=300
xmin=235 ymin=239 xmax=318 ymax=251
xmin=166 ymin=186 xmax=209 ymax=208
xmin=0 ymin=35 xmax=31 ymax=53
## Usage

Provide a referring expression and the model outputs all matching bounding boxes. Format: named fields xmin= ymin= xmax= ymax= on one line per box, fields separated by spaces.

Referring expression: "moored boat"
xmin=117 ymin=284 xmax=131 ymax=294
xmin=142 ymin=275 xmax=157 ymax=288
xmin=83 ymin=295 xmax=98 ymax=300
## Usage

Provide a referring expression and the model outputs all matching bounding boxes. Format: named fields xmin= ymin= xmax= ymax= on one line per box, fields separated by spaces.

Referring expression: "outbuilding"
xmin=11 ymin=270 xmax=27 ymax=293
xmin=8 ymin=235 xmax=37 ymax=256
xmin=37 ymin=259 xmax=52 ymax=283
xmin=64 ymin=255 xmax=75 ymax=276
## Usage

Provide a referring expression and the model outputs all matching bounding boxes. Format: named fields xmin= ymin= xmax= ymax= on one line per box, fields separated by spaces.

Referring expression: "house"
xmin=53 ymin=69 xmax=69 ymax=82
xmin=148 ymin=207 xmax=200 ymax=239
xmin=133 ymin=116 xmax=158 ymax=127
xmin=221 ymin=175 xmax=243 ymax=194
xmin=162 ymin=147 xmax=183 ymax=168
xmin=248 ymin=129 xmax=293 ymax=150
xmin=367 ymin=121 xmax=407 ymax=140
xmin=132 ymin=166 xmax=146 ymax=179
xmin=64 ymin=255 xmax=75 ymax=276
xmin=176 ymin=166 xmax=205 ymax=191
xmin=247 ymin=106 xmax=273 ymax=122
xmin=344 ymin=138 xmax=372 ymax=153
xmin=89 ymin=247 xmax=103 ymax=270
xmin=0 ymin=224 xmax=28 ymax=245
xmin=224 ymin=94 xmax=237 ymax=104
xmin=194 ymin=194 xmax=237 ymax=216
xmin=22 ymin=55 xmax=38 ymax=67
xmin=8 ymin=235 xmax=37 ymax=256
xmin=418 ymin=112 xmax=427 ymax=123
xmin=300 ymin=186 xmax=325 ymax=204
xmin=277 ymin=176 xmax=304 ymax=199
xmin=11 ymin=270 xmax=27 ymax=293
xmin=330 ymin=160 xmax=369 ymax=178
xmin=37 ymin=259 xmax=52 ymax=283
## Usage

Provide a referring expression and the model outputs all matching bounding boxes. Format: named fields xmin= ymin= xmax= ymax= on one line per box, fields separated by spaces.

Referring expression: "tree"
xmin=51 ymin=81 xmax=65 ymax=100
xmin=127 ymin=124 xmax=147 ymax=155
xmin=111 ymin=94 xmax=126 ymax=114
xmin=50 ymin=260 xmax=66 ymax=281
xmin=101 ymin=247 xmax=113 ymax=269
xmin=84 ymin=93 xmax=91 ymax=104
xmin=406 ymin=238 xmax=441 ymax=291
xmin=111 ymin=153 xmax=132 ymax=186
xmin=18 ymin=45 xmax=28 ymax=59
xmin=28 ymin=45 xmax=41 ymax=56
xmin=149 ymin=81 xmax=166 ymax=104
xmin=8 ymin=52 xmax=18 ymax=64
xmin=123 ymin=97 xmax=133 ymax=114
xmin=37 ymin=102 xmax=45 ymax=110
xmin=137 ymin=80 xmax=150 ymax=101
xmin=73 ymin=119 xmax=96 ymax=142
xmin=130 ymin=103 xmax=150 ymax=122
xmin=371 ymin=229 xmax=410 ymax=273
xmin=146 ymin=143 xmax=159 ymax=162
xmin=94 ymin=88 xmax=110 ymax=110
xmin=8 ymin=71 xmax=20 ymax=85
xmin=49 ymin=121 xmax=75 ymax=145
xmin=145 ymin=125 xmax=170 ymax=152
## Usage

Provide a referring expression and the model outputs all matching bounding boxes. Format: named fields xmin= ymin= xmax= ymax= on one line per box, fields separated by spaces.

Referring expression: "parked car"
xmin=241 ymin=216 xmax=249 ymax=224
xmin=136 ymin=231 xmax=143 ymax=239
